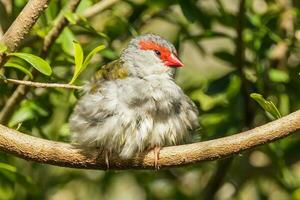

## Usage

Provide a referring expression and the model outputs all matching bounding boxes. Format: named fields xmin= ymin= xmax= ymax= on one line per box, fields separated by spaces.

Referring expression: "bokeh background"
xmin=1 ymin=0 xmax=300 ymax=199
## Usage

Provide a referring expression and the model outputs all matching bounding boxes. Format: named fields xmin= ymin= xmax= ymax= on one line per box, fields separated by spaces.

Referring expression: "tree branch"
xmin=3 ymin=78 xmax=82 ymax=89
xmin=235 ymin=0 xmax=254 ymax=127
xmin=0 ymin=84 xmax=29 ymax=125
xmin=0 ymin=0 xmax=50 ymax=65
xmin=0 ymin=110 xmax=299 ymax=170
xmin=81 ymin=0 xmax=120 ymax=19
xmin=0 ymin=0 xmax=81 ymax=125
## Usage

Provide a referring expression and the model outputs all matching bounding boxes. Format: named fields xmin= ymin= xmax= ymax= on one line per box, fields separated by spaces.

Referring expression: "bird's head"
xmin=121 ymin=34 xmax=183 ymax=77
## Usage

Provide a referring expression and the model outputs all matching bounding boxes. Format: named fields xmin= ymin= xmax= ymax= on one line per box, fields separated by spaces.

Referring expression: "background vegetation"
xmin=1 ymin=0 xmax=300 ymax=199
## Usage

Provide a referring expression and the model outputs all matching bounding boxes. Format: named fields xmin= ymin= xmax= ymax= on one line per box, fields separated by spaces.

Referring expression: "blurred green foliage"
xmin=1 ymin=0 xmax=300 ymax=199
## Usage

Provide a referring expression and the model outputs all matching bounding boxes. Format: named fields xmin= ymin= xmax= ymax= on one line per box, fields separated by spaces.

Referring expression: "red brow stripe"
xmin=139 ymin=40 xmax=171 ymax=61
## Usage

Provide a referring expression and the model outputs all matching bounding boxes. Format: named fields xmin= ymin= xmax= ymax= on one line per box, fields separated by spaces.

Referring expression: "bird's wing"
xmin=92 ymin=59 xmax=128 ymax=82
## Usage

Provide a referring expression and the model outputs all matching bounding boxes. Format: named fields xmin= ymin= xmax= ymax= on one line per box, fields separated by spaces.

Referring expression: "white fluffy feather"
xmin=69 ymin=34 xmax=199 ymax=158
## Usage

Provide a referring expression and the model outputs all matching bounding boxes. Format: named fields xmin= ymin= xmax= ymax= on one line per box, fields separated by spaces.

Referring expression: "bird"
xmin=69 ymin=33 xmax=199 ymax=169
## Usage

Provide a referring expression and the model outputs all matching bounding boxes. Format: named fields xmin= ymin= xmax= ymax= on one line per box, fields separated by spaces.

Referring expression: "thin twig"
xmin=4 ymin=78 xmax=82 ymax=90
xmin=0 ymin=110 xmax=300 ymax=170
xmin=81 ymin=0 xmax=120 ymax=19
xmin=0 ymin=83 xmax=29 ymax=125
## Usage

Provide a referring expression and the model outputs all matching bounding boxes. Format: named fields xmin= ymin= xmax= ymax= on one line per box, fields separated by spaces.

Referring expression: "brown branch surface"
xmin=0 ymin=110 xmax=299 ymax=170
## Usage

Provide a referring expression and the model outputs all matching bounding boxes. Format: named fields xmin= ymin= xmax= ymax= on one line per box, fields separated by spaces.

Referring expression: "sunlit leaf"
xmin=83 ymin=45 xmax=105 ymax=68
xmin=9 ymin=100 xmax=48 ymax=127
xmin=250 ymin=93 xmax=282 ymax=119
xmin=9 ymin=53 xmax=52 ymax=76
xmin=226 ymin=75 xmax=241 ymax=98
xmin=200 ymin=112 xmax=228 ymax=132
xmin=57 ymin=27 xmax=76 ymax=55
xmin=269 ymin=69 xmax=289 ymax=83
xmin=69 ymin=41 xmax=84 ymax=84
xmin=191 ymin=90 xmax=228 ymax=111
xmin=8 ymin=106 xmax=34 ymax=128
xmin=63 ymin=11 xmax=79 ymax=24
xmin=0 ymin=163 xmax=17 ymax=173
xmin=101 ymin=49 xmax=118 ymax=60
xmin=4 ymin=61 xmax=33 ymax=79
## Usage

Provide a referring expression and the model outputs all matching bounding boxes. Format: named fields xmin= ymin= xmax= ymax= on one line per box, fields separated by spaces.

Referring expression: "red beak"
xmin=164 ymin=54 xmax=183 ymax=67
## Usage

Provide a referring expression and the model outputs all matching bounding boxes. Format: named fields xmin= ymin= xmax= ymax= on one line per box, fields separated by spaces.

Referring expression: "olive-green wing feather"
xmin=88 ymin=60 xmax=129 ymax=93
xmin=93 ymin=60 xmax=128 ymax=81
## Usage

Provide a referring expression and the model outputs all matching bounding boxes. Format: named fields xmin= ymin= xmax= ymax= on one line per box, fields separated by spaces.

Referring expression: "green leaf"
xmin=57 ymin=27 xmax=76 ymax=55
xmin=0 ymin=43 xmax=7 ymax=53
xmin=4 ymin=61 xmax=33 ymax=79
xmin=0 ymin=162 xmax=33 ymax=188
xmin=69 ymin=41 xmax=84 ymax=84
xmin=77 ymin=16 xmax=109 ymax=40
xmin=0 ymin=163 xmax=17 ymax=173
xmin=250 ymin=93 xmax=282 ymax=119
xmin=9 ymin=100 xmax=48 ymax=127
xmin=226 ymin=75 xmax=241 ymax=98
xmin=269 ymin=69 xmax=289 ymax=83
xmin=101 ymin=49 xmax=118 ymax=60
xmin=63 ymin=11 xmax=79 ymax=25
xmin=9 ymin=106 xmax=34 ymax=128
xmin=83 ymin=45 xmax=105 ymax=68
xmin=9 ymin=53 xmax=52 ymax=76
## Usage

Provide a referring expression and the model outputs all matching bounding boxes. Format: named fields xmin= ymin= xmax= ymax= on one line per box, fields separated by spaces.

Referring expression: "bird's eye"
xmin=154 ymin=50 xmax=161 ymax=56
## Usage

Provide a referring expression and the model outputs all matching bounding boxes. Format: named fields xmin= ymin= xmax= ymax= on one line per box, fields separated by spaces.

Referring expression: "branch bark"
xmin=0 ymin=110 xmax=299 ymax=170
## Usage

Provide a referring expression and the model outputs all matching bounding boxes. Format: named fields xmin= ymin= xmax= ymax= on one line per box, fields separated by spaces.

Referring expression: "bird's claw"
xmin=102 ymin=149 xmax=110 ymax=170
xmin=153 ymin=146 xmax=161 ymax=170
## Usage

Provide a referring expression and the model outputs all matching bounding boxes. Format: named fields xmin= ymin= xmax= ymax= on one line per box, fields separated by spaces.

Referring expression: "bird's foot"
xmin=153 ymin=146 xmax=161 ymax=170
